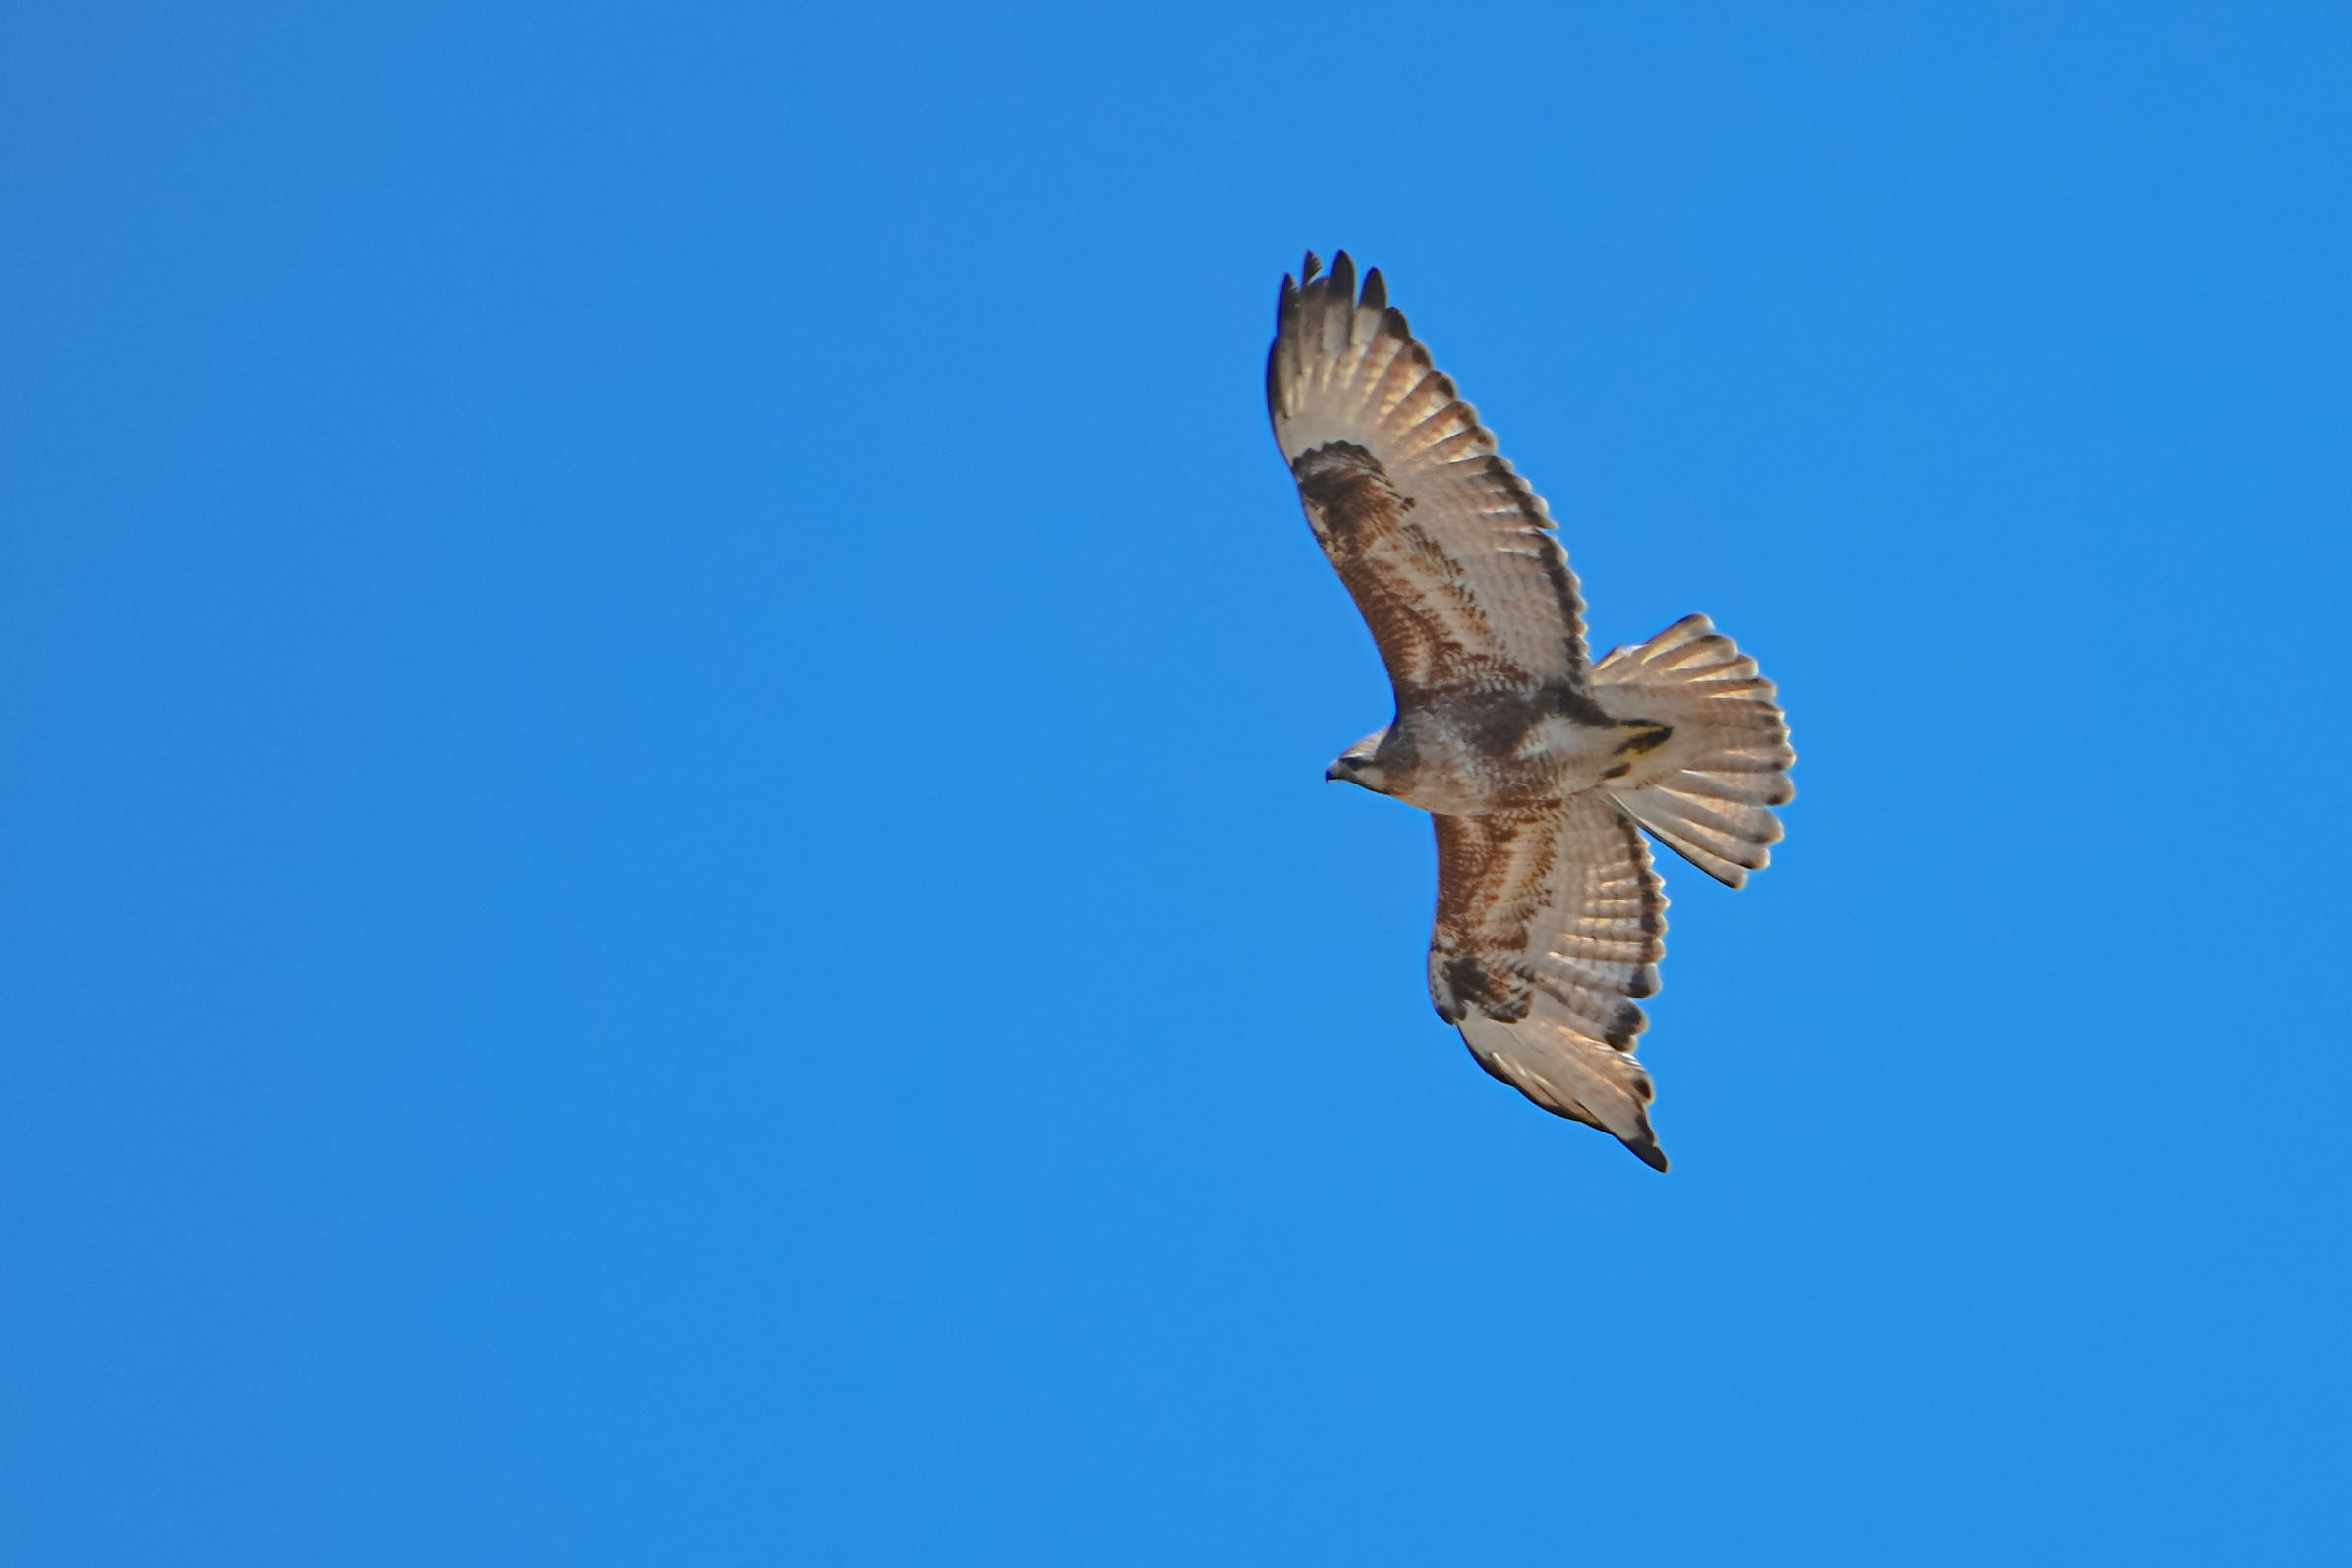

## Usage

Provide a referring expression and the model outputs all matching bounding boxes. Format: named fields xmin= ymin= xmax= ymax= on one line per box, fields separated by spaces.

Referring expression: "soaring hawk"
xmin=1268 ymin=251 xmax=1795 ymax=1170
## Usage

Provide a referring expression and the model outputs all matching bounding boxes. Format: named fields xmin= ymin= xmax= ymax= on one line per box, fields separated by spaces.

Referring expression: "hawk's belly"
xmin=1383 ymin=700 xmax=1626 ymax=816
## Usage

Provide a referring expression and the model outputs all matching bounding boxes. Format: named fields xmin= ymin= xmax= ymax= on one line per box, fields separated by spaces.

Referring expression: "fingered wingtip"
xmin=1280 ymin=250 xmax=1407 ymax=334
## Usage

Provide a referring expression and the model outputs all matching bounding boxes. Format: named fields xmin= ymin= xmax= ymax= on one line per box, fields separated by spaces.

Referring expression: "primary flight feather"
xmin=1268 ymin=251 xmax=1795 ymax=1170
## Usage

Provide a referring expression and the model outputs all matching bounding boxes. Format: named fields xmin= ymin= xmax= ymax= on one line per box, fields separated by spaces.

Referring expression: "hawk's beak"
xmin=1324 ymin=763 xmax=1344 ymax=783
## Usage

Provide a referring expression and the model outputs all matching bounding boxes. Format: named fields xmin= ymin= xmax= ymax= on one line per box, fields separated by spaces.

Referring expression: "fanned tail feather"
xmin=1593 ymin=614 xmax=1795 ymax=889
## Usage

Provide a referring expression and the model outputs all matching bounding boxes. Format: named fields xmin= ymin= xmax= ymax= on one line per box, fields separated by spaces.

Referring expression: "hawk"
xmin=1268 ymin=251 xmax=1795 ymax=1170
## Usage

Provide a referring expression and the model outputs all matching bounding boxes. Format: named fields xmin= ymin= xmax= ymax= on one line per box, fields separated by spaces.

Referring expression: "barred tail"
xmin=1592 ymin=614 xmax=1795 ymax=889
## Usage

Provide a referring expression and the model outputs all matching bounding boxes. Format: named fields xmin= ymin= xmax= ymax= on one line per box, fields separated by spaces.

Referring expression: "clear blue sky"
xmin=6 ymin=3 xmax=2349 ymax=1562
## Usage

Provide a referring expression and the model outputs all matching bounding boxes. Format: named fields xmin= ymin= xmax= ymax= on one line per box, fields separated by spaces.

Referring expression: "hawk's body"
xmin=1268 ymin=252 xmax=1795 ymax=1170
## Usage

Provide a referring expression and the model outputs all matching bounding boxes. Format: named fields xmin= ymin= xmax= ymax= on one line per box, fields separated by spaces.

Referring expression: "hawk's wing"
xmin=1267 ymin=251 xmax=1589 ymax=699
xmin=1431 ymin=794 xmax=1672 ymax=1170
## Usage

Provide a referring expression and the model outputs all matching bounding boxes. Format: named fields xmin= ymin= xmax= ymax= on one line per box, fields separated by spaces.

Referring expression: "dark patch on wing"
xmin=1438 ymin=954 xmax=1528 ymax=1022
xmin=1293 ymin=441 xmax=1412 ymax=528
xmin=1269 ymin=255 xmax=1599 ymax=691
xmin=1431 ymin=805 xmax=1670 ymax=1052
xmin=1291 ymin=442 xmax=1545 ymax=699
xmin=1430 ymin=814 xmax=1556 ymax=1024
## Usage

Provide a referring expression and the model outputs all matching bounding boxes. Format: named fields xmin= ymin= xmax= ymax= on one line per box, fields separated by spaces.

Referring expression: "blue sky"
xmin=5 ymin=2 xmax=2349 ymax=1562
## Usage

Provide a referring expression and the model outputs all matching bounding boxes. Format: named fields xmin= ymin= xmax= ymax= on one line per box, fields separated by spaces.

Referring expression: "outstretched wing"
xmin=1267 ymin=251 xmax=1589 ymax=699
xmin=1430 ymin=794 xmax=1673 ymax=1170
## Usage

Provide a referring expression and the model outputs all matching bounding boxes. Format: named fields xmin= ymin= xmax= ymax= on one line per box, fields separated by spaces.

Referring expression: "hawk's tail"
xmin=1592 ymin=614 xmax=1795 ymax=889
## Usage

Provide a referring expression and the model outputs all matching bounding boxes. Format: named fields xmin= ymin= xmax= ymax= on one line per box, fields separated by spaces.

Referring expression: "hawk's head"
xmin=1326 ymin=730 xmax=1393 ymax=794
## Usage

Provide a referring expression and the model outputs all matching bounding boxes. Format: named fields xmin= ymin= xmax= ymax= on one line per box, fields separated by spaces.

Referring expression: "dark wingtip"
xmin=1300 ymin=250 xmax=1323 ymax=283
xmin=1628 ymin=1135 xmax=1671 ymax=1173
xmin=1361 ymin=266 xmax=1386 ymax=311
xmin=1329 ymin=250 xmax=1356 ymax=303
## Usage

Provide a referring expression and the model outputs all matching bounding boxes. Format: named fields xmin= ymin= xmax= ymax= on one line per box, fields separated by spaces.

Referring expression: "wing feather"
xmin=1269 ymin=252 xmax=1588 ymax=697
xmin=1430 ymin=796 xmax=1672 ymax=1170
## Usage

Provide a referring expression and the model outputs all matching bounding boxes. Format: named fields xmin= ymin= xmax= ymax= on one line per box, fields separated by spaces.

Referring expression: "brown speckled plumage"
xmin=1269 ymin=252 xmax=1795 ymax=1171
